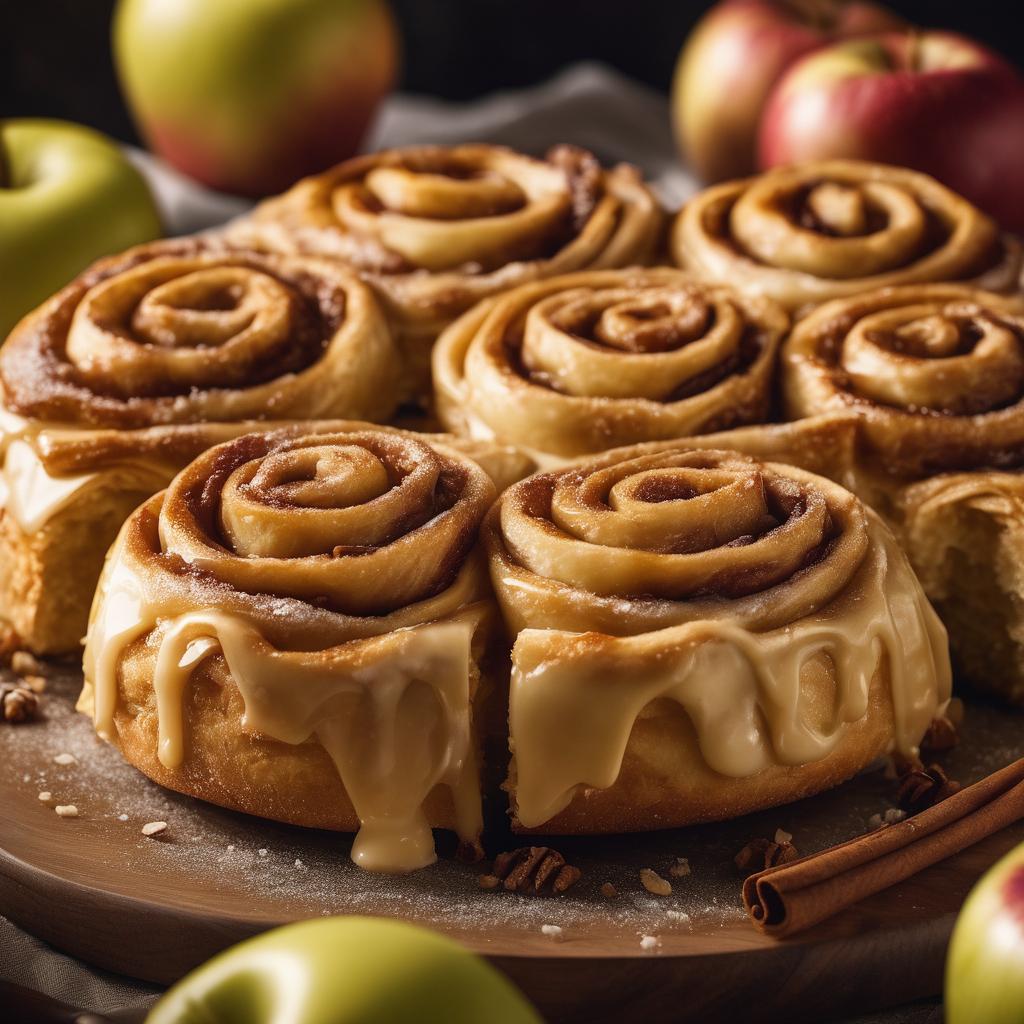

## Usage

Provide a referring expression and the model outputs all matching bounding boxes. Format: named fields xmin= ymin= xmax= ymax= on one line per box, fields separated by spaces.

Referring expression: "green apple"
xmin=0 ymin=119 xmax=162 ymax=341
xmin=947 ymin=841 xmax=1024 ymax=1023
xmin=147 ymin=917 xmax=543 ymax=1024
xmin=114 ymin=0 xmax=399 ymax=198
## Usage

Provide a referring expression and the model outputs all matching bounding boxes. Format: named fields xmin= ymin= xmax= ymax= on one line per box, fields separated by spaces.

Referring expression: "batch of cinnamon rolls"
xmin=4 ymin=143 xmax=1023 ymax=872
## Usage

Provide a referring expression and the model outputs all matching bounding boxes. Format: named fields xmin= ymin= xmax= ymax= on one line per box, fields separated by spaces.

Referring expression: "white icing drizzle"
xmin=509 ymin=530 xmax=951 ymax=829
xmin=0 ymin=411 xmax=173 ymax=535
xmin=82 ymin=548 xmax=484 ymax=872
xmin=1 ymin=439 xmax=96 ymax=533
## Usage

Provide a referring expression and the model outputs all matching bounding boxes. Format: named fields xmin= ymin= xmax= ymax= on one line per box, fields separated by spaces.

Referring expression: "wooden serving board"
xmin=2 ymin=668 xmax=1022 ymax=1024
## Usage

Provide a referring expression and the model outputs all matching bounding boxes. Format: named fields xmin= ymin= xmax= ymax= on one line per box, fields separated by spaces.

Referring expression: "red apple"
xmin=114 ymin=0 xmax=400 ymax=198
xmin=671 ymin=0 xmax=905 ymax=183
xmin=759 ymin=31 xmax=1024 ymax=232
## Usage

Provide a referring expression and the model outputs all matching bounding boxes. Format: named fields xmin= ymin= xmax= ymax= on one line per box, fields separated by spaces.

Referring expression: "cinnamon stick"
xmin=743 ymin=757 xmax=1024 ymax=938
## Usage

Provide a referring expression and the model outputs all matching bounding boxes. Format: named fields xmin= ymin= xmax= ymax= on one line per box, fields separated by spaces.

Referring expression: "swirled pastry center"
xmin=80 ymin=428 xmax=497 ymax=871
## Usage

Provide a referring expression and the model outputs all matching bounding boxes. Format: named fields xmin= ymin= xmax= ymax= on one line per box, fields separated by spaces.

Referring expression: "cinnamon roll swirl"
xmin=79 ymin=427 xmax=497 ymax=872
xmin=672 ymin=160 xmax=1021 ymax=312
xmin=433 ymin=268 xmax=787 ymax=464
xmin=484 ymin=445 xmax=950 ymax=833
xmin=0 ymin=239 xmax=401 ymax=654
xmin=783 ymin=284 xmax=1024 ymax=703
xmin=228 ymin=144 xmax=665 ymax=398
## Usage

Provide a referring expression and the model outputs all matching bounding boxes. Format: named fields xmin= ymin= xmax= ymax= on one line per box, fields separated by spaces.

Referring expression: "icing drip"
xmin=0 ymin=439 xmax=173 ymax=535
xmin=0 ymin=409 xmax=175 ymax=535
xmin=510 ymin=528 xmax=950 ymax=829
xmin=83 ymin=546 xmax=484 ymax=872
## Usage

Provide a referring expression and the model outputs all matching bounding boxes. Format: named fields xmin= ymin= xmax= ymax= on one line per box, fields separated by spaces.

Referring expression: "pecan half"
xmin=896 ymin=762 xmax=962 ymax=812
xmin=491 ymin=846 xmax=581 ymax=895
xmin=1 ymin=682 xmax=39 ymax=723
xmin=735 ymin=836 xmax=799 ymax=876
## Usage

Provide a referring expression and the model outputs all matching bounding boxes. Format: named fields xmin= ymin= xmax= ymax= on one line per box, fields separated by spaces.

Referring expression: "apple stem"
xmin=781 ymin=0 xmax=840 ymax=31
xmin=905 ymin=30 xmax=923 ymax=72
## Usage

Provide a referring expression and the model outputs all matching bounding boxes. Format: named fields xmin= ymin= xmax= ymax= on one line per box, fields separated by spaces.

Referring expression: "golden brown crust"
xmin=227 ymin=144 xmax=665 ymax=397
xmin=433 ymin=268 xmax=788 ymax=462
xmin=672 ymin=160 xmax=1022 ymax=313
xmin=484 ymin=444 xmax=950 ymax=834
xmin=0 ymin=412 xmax=532 ymax=655
xmin=0 ymin=238 xmax=400 ymax=429
xmin=782 ymin=284 xmax=1024 ymax=478
xmin=80 ymin=427 xmax=501 ymax=865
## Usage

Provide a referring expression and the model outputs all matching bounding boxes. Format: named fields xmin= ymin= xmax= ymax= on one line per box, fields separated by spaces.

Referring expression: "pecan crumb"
xmin=639 ymin=868 xmax=672 ymax=897
xmin=735 ymin=836 xmax=799 ymax=876
xmin=668 ymin=857 xmax=691 ymax=878
xmin=142 ymin=821 xmax=168 ymax=838
xmin=896 ymin=762 xmax=961 ymax=812
xmin=921 ymin=700 xmax=964 ymax=755
xmin=600 ymin=882 xmax=618 ymax=899
xmin=1 ymin=682 xmax=39 ymax=723
xmin=491 ymin=846 xmax=581 ymax=896
xmin=477 ymin=874 xmax=501 ymax=890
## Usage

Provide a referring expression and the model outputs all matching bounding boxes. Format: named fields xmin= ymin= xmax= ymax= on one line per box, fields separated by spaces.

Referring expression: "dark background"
xmin=2 ymin=1 xmax=1021 ymax=144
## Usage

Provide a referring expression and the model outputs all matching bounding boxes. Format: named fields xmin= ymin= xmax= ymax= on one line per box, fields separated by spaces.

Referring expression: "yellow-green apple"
xmin=0 ymin=118 xmax=162 ymax=342
xmin=671 ymin=0 xmax=904 ymax=183
xmin=759 ymin=31 xmax=1024 ymax=232
xmin=947 ymin=841 xmax=1024 ymax=1024
xmin=114 ymin=0 xmax=399 ymax=198
xmin=146 ymin=916 xmax=543 ymax=1024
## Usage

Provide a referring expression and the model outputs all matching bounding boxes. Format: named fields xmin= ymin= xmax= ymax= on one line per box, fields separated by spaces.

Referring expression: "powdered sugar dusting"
xmin=4 ymin=667 xmax=1023 ymax=945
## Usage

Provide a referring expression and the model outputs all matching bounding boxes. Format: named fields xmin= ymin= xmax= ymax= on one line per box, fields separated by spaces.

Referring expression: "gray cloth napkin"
xmin=0 ymin=63 xmax=938 ymax=1022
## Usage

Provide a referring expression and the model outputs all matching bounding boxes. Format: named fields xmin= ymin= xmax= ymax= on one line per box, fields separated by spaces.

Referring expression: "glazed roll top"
xmin=229 ymin=144 xmax=664 ymax=329
xmin=783 ymin=285 xmax=1024 ymax=477
xmin=433 ymin=268 xmax=787 ymax=461
xmin=672 ymin=160 xmax=1022 ymax=311
xmin=81 ymin=427 xmax=497 ymax=871
xmin=484 ymin=446 xmax=950 ymax=830
xmin=0 ymin=240 xmax=400 ymax=430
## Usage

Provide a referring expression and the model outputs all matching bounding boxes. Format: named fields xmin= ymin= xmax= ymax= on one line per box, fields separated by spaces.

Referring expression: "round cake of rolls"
xmin=0 ymin=239 xmax=401 ymax=654
xmin=483 ymin=444 xmax=951 ymax=834
xmin=782 ymin=284 xmax=1024 ymax=704
xmin=671 ymin=160 xmax=1022 ymax=312
xmin=228 ymin=144 xmax=665 ymax=397
xmin=433 ymin=268 xmax=787 ymax=464
xmin=79 ymin=425 xmax=501 ymax=872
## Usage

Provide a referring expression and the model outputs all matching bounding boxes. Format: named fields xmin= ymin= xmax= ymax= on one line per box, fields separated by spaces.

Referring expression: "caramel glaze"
xmin=79 ymin=428 xmax=498 ymax=871
xmin=483 ymin=446 xmax=951 ymax=831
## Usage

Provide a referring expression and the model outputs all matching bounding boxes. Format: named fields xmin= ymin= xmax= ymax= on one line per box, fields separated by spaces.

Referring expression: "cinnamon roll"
xmin=433 ymin=268 xmax=787 ymax=464
xmin=672 ymin=160 xmax=1022 ymax=312
xmin=228 ymin=144 xmax=665 ymax=398
xmin=783 ymin=284 xmax=1024 ymax=703
xmin=79 ymin=426 xmax=498 ymax=872
xmin=484 ymin=445 xmax=950 ymax=834
xmin=0 ymin=239 xmax=401 ymax=654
